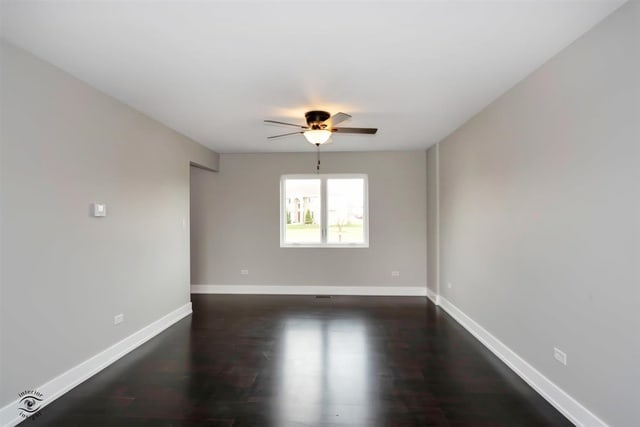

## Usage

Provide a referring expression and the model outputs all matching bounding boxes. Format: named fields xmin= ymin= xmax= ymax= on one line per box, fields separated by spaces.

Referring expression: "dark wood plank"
xmin=24 ymin=295 xmax=573 ymax=426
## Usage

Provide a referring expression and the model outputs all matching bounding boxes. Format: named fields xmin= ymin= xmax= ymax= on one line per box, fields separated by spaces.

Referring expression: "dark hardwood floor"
xmin=26 ymin=295 xmax=572 ymax=426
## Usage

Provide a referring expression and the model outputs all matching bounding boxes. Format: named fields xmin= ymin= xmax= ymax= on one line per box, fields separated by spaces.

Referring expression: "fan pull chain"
xmin=316 ymin=143 xmax=321 ymax=173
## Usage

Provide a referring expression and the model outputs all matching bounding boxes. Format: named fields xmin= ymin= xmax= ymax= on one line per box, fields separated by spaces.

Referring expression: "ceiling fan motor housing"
xmin=305 ymin=110 xmax=331 ymax=129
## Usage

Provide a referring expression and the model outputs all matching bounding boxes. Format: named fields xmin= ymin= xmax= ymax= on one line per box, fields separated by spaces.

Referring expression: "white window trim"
xmin=280 ymin=173 xmax=369 ymax=248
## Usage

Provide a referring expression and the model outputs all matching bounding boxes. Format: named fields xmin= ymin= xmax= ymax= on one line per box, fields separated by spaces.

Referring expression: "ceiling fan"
xmin=264 ymin=110 xmax=377 ymax=145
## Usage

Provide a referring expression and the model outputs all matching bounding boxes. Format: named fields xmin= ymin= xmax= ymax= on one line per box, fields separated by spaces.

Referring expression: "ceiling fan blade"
xmin=264 ymin=119 xmax=307 ymax=129
xmin=331 ymin=127 xmax=378 ymax=134
xmin=328 ymin=112 xmax=351 ymax=126
xmin=268 ymin=131 xmax=304 ymax=139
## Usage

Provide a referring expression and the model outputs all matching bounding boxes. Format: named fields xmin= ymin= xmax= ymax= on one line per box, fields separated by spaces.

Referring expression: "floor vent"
xmin=315 ymin=295 xmax=332 ymax=299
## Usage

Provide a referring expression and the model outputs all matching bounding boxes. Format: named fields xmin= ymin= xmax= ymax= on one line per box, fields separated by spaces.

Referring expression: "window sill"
xmin=280 ymin=243 xmax=369 ymax=249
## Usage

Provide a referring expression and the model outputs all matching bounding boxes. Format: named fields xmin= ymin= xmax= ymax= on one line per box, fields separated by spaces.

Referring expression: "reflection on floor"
xmin=26 ymin=295 xmax=572 ymax=426
xmin=276 ymin=318 xmax=371 ymax=425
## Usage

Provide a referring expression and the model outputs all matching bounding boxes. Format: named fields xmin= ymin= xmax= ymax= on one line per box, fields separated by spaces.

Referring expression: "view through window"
xmin=281 ymin=174 xmax=368 ymax=247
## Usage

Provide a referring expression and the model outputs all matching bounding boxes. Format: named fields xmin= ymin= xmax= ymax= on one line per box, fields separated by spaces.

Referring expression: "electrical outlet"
xmin=447 ymin=282 xmax=452 ymax=289
xmin=240 ymin=269 xmax=249 ymax=275
xmin=553 ymin=347 xmax=567 ymax=366
xmin=114 ymin=314 xmax=124 ymax=325
xmin=391 ymin=270 xmax=400 ymax=277
xmin=91 ymin=202 xmax=107 ymax=217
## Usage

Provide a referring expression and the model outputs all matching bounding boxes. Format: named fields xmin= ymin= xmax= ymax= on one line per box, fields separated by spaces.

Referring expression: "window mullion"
xmin=321 ymin=177 xmax=327 ymax=243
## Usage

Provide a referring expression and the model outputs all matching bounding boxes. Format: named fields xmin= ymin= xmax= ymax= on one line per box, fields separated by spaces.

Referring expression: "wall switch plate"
xmin=447 ymin=282 xmax=452 ymax=289
xmin=92 ymin=202 xmax=107 ymax=217
xmin=240 ymin=269 xmax=249 ymax=275
xmin=553 ymin=347 xmax=567 ymax=365
xmin=391 ymin=270 xmax=400 ymax=277
xmin=114 ymin=314 xmax=124 ymax=325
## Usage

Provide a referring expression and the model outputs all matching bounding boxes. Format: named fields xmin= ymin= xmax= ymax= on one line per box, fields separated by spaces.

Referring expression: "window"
xmin=281 ymin=174 xmax=369 ymax=248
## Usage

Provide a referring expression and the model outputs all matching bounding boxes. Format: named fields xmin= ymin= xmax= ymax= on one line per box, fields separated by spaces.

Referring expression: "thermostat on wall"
xmin=92 ymin=202 xmax=107 ymax=217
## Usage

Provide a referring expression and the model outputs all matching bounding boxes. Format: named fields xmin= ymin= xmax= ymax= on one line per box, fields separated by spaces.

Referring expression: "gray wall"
xmin=434 ymin=2 xmax=639 ymax=425
xmin=426 ymin=145 xmax=438 ymax=294
xmin=0 ymin=42 xmax=218 ymax=407
xmin=191 ymin=151 xmax=427 ymax=288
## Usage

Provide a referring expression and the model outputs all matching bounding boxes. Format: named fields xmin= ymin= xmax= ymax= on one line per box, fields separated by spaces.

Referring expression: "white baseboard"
xmin=0 ymin=303 xmax=192 ymax=427
xmin=191 ymin=284 xmax=427 ymax=297
xmin=437 ymin=295 xmax=607 ymax=427
xmin=426 ymin=287 xmax=440 ymax=305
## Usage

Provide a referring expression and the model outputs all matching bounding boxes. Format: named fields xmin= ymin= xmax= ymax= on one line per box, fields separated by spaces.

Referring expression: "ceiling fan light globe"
xmin=304 ymin=129 xmax=332 ymax=145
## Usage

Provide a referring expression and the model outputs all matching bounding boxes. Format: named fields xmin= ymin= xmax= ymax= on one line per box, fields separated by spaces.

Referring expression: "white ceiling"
xmin=1 ymin=0 xmax=625 ymax=153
